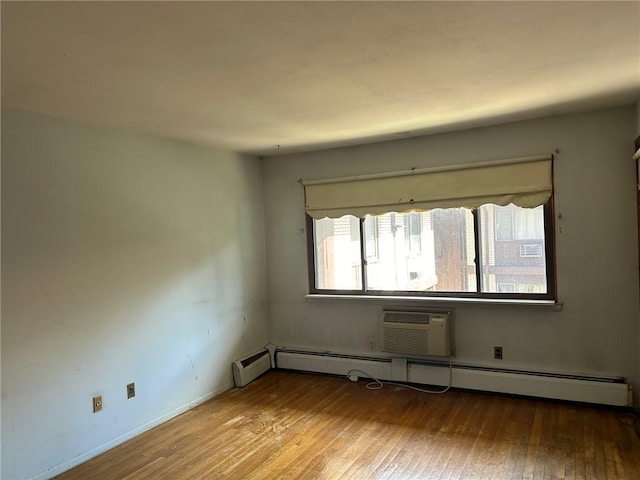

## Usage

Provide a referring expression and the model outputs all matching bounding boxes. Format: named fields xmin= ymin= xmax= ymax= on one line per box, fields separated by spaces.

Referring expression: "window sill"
xmin=305 ymin=294 xmax=563 ymax=311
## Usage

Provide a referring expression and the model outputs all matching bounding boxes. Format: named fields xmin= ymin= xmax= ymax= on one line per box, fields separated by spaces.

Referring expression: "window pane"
xmin=313 ymin=216 xmax=362 ymax=290
xmin=364 ymin=209 xmax=476 ymax=292
xmin=479 ymin=204 xmax=547 ymax=294
xmin=432 ymin=209 xmax=477 ymax=292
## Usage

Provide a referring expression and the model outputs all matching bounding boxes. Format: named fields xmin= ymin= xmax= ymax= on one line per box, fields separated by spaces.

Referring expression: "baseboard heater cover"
xmin=275 ymin=349 xmax=632 ymax=407
xmin=232 ymin=349 xmax=271 ymax=387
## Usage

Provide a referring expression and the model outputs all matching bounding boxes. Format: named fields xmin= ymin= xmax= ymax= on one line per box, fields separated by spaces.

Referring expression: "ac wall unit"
xmin=232 ymin=349 xmax=271 ymax=387
xmin=381 ymin=309 xmax=453 ymax=357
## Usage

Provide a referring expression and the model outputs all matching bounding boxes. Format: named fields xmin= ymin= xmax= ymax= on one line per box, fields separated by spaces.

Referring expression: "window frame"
xmin=306 ymin=199 xmax=557 ymax=301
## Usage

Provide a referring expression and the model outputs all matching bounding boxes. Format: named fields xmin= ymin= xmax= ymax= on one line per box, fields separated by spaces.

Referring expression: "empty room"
xmin=2 ymin=1 xmax=640 ymax=479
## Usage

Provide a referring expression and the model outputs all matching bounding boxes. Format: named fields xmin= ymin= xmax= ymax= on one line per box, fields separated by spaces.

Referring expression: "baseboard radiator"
xmin=275 ymin=349 xmax=632 ymax=407
xmin=232 ymin=349 xmax=272 ymax=387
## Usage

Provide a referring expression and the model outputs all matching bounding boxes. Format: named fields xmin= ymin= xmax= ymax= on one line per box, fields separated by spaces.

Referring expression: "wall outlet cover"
xmin=93 ymin=395 xmax=103 ymax=413
xmin=494 ymin=346 xmax=503 ymax=360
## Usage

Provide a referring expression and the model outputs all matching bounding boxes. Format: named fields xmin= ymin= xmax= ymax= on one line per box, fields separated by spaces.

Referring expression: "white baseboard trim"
xmin=32 ymin=383 xmax=232 ymax=480
xmin=276 ymin=350 xmax=632 ymax=407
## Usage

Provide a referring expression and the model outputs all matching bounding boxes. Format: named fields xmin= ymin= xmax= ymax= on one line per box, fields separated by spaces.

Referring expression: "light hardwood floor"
xmin=56 ymin=370 xmax=640 ymax=479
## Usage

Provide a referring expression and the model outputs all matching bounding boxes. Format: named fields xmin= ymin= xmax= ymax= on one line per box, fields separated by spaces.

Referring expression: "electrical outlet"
xmin=127 ymin=382 xmax=135 ymax=399
xmin=93 ymin=395 xmax=103 ymax=413
xmin=494 ymin=346 xmax=503 ymax=360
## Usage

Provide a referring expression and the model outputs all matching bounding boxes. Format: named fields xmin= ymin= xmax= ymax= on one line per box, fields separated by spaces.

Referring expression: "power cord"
xmin=346 ymin=356 xmax=453 ymax=394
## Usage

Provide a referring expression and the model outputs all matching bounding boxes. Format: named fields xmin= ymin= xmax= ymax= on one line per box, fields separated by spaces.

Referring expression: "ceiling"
xmin=2 ymin=1 xmax=639 ymax=156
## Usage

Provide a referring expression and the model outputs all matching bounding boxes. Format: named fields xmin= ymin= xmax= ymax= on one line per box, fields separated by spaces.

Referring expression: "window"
xmin=313 ymin=216 xmax=362 ymax=290
xmin=364 ymin=215 xmax=379 ymax=260
xmin=404 ymin=212 xmax=422 ymax=254
xmin=304 ymin=156 xmax=556 ymax=300
xmin=520 ymin=244 xmax=544 ymax=258
xmin=478 ymin=204 xmax=550 ymax=295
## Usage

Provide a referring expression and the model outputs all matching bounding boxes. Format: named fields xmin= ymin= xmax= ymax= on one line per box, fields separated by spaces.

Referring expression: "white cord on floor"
xmin=346 ymin=356 xmax=453 ymax=394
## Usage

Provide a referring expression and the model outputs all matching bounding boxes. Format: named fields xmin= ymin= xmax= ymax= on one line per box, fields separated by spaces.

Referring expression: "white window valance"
xmin=303 ymin=155 xmax=553 ymax=219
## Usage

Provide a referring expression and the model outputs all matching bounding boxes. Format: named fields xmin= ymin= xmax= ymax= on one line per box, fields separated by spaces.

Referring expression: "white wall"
xmin=264 ymin=106 xmax=640 ymax=404
xmin=1 ymin=109 xmax=269 ymax=480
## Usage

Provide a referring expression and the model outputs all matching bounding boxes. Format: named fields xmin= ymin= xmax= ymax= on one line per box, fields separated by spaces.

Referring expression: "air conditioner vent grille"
xmin=383 ymin=326 xmax=431 ymax=356
xmin=381 ymin=310 xmax=452 ymax=357
xmin=383 ymin=311 xmax=431 ymax=324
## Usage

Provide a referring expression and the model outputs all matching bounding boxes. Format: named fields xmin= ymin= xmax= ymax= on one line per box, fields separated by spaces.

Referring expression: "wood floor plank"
xmin=54 ymin=370 xmax=640 ymax=480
